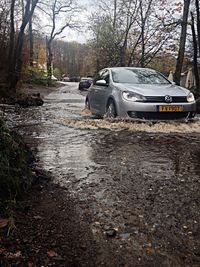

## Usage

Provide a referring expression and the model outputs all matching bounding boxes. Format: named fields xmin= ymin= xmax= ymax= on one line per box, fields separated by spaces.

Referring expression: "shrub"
xmin=23 ymin=66 xmax=48 ymax=86
xmin=53 ymin=67 xmax=61 ymax=80
xmin=0 ymin=118 xmax=33 ymax=201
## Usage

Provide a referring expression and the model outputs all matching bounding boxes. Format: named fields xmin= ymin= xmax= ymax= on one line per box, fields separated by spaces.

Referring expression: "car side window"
xmin=101 ymin=70 xmax=109 ymax=85
xmin=93 ymin=69 xmax=109 ymax=85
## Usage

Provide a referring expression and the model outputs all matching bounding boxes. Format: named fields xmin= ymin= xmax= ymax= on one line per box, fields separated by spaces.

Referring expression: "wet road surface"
xmin=2 ymin=82 xmax=200 ymax=266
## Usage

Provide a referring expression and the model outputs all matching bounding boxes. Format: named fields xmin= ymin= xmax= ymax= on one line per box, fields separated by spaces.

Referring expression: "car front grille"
xmin=144 ymin=96 xmax=187 ymax=103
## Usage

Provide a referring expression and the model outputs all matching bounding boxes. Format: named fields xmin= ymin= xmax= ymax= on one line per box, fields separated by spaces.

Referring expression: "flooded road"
xmin=2 ymin=83 xmax=200 ymax=266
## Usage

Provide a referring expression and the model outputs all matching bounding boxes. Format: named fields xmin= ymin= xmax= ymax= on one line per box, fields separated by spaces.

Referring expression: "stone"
xmin=105 ymin=229 xmax=117 ymax=238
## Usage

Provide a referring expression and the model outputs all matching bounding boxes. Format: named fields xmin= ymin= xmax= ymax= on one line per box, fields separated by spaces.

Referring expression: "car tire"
xmin=106 ymin=100 xmax=117 ymax=119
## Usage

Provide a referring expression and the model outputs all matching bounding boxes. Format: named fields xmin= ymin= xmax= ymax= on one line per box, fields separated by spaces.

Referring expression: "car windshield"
xmin=111 ymin=69 xmax=170 ymax=85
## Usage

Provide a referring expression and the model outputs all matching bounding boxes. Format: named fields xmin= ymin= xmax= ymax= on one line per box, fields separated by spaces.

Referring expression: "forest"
xmin=0 ymin=0 xmax=199 ymax=94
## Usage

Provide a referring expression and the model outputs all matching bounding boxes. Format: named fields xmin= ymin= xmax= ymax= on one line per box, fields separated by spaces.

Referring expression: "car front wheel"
xmin=106 ymin=100 xmax=117 ymax=119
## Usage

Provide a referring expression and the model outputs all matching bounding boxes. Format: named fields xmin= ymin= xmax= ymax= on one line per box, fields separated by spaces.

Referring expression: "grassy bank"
xmin=0 ymin=118 xmax=33 ymax=214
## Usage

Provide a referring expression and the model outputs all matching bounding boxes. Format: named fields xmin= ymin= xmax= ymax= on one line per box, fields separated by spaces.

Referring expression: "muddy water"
xmin=2 ymin=83 xmax=200 ymax=266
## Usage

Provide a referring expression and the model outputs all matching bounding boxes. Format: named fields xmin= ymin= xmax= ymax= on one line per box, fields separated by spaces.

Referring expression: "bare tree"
xmin=0 ymin=1 xmax=10 ymax=79
xmin=90 ymin=0 xmax=181 ymax=70
xmin=39 ymin=0 xmax=79 ymax=85
xmin=90 ymin=0 xmax=139 ymax=68
xmin=9 ymin=0 xmax=39 ymax=92
xmin=195 ymin=0 xmax=200 ymax=56
xmin=29 ymin=14 xmax=34 ymax=66
xmin=8 ymin=0 xmax=16 ymax=74
xmin=119 ymin=0 xmax=138 ymax=66
xmin=191 ymin=12 xmax=199 ymax=93
xmin=138 ymin=0 xmax=153 ymax=67
xmin=174 ymin=0 xmax=191 ymax=85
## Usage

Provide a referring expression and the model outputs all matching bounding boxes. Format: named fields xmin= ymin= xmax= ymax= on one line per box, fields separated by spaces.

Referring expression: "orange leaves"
xmin=47 ymin=250 xmax=59 ymax=257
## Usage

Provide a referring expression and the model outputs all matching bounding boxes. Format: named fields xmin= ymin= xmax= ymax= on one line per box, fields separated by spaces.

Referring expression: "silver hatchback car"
xmin=85 ymin=67 xmax=196 ymax=120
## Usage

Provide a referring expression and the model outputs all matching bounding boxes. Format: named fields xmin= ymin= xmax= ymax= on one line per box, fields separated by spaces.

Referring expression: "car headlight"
xmin=187 ymin=92 xmax=195 ymax=103
xmin=122 ymin=91 xmax=145 ymax=102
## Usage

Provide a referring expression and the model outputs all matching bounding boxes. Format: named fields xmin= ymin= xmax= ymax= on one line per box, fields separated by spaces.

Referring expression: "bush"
xmin=23 ymin=66 xmax=47 ymax=86
xmin=0 ymin=118 xmax=33 ymax=201
xmin=53 ymin=67 xmax=61 ymax=80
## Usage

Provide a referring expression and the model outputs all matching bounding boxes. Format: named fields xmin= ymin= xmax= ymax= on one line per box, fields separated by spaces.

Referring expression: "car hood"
xmin=115 ymin=83 xmax=190 ymax=96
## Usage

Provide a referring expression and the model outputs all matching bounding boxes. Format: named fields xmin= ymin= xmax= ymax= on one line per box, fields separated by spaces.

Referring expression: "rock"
xmin=105 ymin=229 xmax=117 ymax=238
xmin=16 ymin=95 xmax=44 ymax=107
xmin=5 ymin=93 xmax=44 ymax=107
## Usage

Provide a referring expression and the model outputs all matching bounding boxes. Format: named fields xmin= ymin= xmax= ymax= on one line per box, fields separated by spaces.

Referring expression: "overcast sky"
xmin=45 ymin=0 xmax=184 ymax=44
xmin=62 ymin=0 xmax=93 ymax=43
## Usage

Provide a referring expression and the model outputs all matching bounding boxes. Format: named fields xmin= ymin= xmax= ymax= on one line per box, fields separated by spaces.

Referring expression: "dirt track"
xmin=1 ymin=82 xmax=200 ymax=267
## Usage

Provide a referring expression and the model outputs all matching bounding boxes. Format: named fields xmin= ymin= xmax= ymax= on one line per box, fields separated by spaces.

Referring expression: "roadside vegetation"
xmin=0 ymin=118 xmax=33 ymax=216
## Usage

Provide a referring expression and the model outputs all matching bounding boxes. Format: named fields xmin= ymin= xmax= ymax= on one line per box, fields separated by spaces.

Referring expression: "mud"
xmin=1 ymin=82 xmax=200 ymax=266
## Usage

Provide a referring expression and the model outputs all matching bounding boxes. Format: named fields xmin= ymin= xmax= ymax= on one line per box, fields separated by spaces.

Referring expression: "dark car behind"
xmin=79 ymin=77 xmax=93 ymax=91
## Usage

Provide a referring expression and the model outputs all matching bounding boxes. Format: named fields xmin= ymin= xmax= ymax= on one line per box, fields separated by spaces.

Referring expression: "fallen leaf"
xmin=14 ymin=251 xmax=22 ymax=257
xmin=146 ymin=247 xmax=155 ymax=255
xmin=47 ymin=250 xmax=58 ymax=257
xmin=7 ymin=251 xmax=22 ymax=259
xmin=0 ymin=219 xmax=8 ymax=228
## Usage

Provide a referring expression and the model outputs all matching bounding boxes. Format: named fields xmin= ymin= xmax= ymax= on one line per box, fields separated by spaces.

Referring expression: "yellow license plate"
xmin=159 ymin=105 xmax=183 ymax=112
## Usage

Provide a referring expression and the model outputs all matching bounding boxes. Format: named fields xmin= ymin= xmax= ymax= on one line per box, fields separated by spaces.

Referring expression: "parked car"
xmin=69 ymin=76 xmax=79 ymax=82
xmin=63 ymin=76 xmax=70 ymax=82
xmin=79 ymin=77 xmax=93 ymax=91
xmin=85 ymin=67 xmax=196 ymax=120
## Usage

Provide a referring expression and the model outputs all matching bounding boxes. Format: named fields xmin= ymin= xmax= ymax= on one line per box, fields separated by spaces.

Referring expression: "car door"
xmin=89 ymin=69 xmax=110 ymax=115
xmin=96 ymin=70 xmax=111 ymax=114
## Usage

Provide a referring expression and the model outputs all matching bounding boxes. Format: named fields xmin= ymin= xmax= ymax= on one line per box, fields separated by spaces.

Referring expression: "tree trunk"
xmin=141 ymin=23 xmax=145 ymax=67
xmin=8 ymin=0 xmax=16 ymax=78
xmin=96 ymin=58 xmax=100 ymax=72
xmin=174 ymin=0 xmax=191 ymax=85
xmin=46 ymin=37 xmax=53 ymax=86
xmin=9 ymin=29 xmax=26 ymax=90
xmin=9 ymin=0 xmax=38 ymax=93
xmin=139 ymin=0 xmax=145 ymax=68
xmin=195 ymin=0 xmax=200 ymax=56
xmin=29 ymin=17 xmax=34 ymax=67
xmin=120 ymin=45 xmax=126 ymax=66
xmin=191 ymin=12 xmax=200 ymax=93
xmin=113 ymin=0 xmax=117 ymax=30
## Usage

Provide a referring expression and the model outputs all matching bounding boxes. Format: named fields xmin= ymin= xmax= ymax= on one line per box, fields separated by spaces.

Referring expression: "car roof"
xmin=105 ymin=67 xmax=156 ymax=72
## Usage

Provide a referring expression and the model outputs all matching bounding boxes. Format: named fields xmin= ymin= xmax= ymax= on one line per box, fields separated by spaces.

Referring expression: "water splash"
xmin=62 ymin=111 xmax=200 ymax=133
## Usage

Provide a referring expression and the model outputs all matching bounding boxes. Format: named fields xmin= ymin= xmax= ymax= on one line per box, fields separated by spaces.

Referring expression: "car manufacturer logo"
xmin=165 ymin=95 xmax=172 ymax=103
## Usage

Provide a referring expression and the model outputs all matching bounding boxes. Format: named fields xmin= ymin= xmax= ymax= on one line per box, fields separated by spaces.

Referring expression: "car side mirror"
xmin=95 ymin=80 xmax=108 ymax=86
xmin=171 ymin=81 xmax=176 ymax=85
